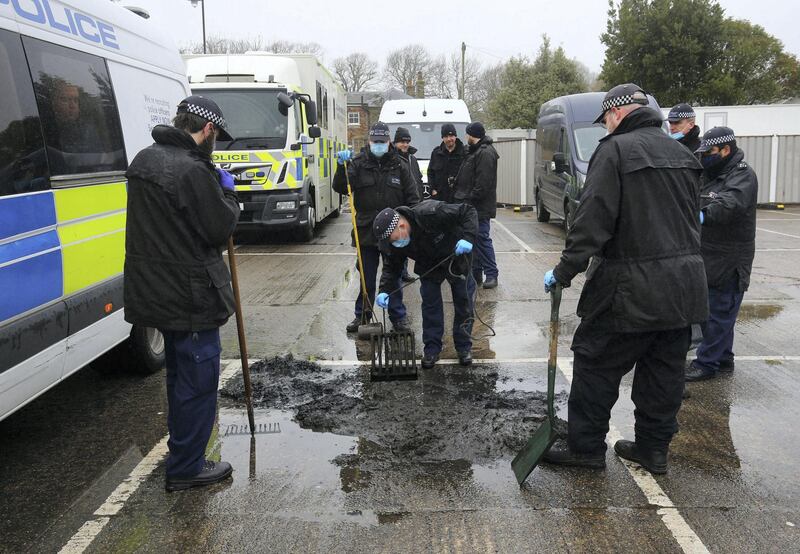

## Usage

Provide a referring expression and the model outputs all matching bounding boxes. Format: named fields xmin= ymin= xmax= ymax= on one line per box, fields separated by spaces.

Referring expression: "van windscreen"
xmin=197 ymin=89 xmax=288 ymax=150
xmin=572 ymin=124 xmax=607 ymax=162
xmin=387 ymin=123 xmax=468 ymax=159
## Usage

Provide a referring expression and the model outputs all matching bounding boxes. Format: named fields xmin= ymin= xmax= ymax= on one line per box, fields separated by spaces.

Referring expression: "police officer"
xmin=393 ymin=126 xmax=426 ymax=198
xmin=427 ymin=123 xmax=466 ymax=203
xmin=686 ymin=127 xmax=758 ymax=382
xmin=667 ymin=103 xmax=701 ymax=153
xmin=333 ymin=122 xmax=421 ymax=333
xmin=372 ymin=201 xmax=479 ymax=368
xmin=541 ymin=84 xmax=708 ymax=474
xmin=124 ymin=95 xmax=239 ymax=491
xmin=453 ymin=121 xmax=500 ymax=289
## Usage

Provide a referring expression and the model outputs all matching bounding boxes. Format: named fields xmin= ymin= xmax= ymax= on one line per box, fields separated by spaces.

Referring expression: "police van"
xmin=378 ymin=98 xmax=472 ymax=184
xmin=184 ymin=53 xmax=348 ymax=241
xmin=0 ymin=0 xmax=192 ymax=422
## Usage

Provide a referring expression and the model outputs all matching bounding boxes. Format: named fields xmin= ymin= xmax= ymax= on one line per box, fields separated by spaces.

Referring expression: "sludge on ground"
xmin=221 ymin=355 xmax=566 ymax=475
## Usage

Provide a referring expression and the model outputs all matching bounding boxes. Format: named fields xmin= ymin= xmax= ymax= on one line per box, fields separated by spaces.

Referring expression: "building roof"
xmin=347 ymin=88 xmax=411 ymax=107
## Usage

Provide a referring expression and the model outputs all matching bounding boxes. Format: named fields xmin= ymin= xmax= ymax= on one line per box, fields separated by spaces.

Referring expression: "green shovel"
xmin=512 ymin=285 xmax=562 ymax=485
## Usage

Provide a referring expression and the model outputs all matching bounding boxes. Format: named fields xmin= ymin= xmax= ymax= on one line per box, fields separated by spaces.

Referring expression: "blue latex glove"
xmin=376 ymin=292 xmax=389 ymax=309
xmin=544 ymin=269 xmax=558 ymax=293
xmin=216 ymin=168 xmax=235 ymax=191
xmin=699 ymin=211 xmax=704 ymax=225
xmin=454 ymin=239 xmax=473 ymax=256
xmin=336 ymin=150 xmax=352 ymax=165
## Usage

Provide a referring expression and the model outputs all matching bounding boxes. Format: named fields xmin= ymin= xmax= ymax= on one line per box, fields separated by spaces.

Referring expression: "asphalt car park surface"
xmin=2 ymin=207 xmax=799 ymax=553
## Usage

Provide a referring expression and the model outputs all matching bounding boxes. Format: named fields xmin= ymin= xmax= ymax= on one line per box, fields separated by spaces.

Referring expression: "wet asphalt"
xmin=2 ymin=207 xmax=799 ymax=553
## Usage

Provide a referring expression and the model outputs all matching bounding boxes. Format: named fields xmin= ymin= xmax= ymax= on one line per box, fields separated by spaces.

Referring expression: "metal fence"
xmin=494 ymin=134 xmax=800 ymax=205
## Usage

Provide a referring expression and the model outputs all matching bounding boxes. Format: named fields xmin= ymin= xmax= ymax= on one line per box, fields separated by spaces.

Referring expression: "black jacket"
xmin=699 ymin=148 xmax=758 ymax=291
xmin=333 ymin=147 xmax=420 ymax=247
xmin=453 ymin=136 xmax=499 ymax=219
xmin=398 ymin=145 xmax=427 ymax=199
xmin=678 ymin=125 xmax=701 ymax=154
xmin=553 ymin=108 xmax=708 ymax=333
xmin=124 ymin=125 xmax=240 ymax=331
xmin=427 ymin=139 xmax=466 ymax=203
xmin=379 ymin=200 xmax=479 ymax=289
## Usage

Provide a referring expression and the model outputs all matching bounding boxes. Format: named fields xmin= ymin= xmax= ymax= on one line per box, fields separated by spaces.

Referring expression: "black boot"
xmin=613 ymin=440 xmax=668 ymax=474
xmin=346 ymin=315 xmax=371 ymax=333
xmin=165 ymin=460 xmax=233 ymax=492
xmin=457 ymin=350 xmax=473 ymax=366
xmin=482 ymin=276 xmax=498 ymax=289
xmin=685 ymin=362 xmax=718 ymax=382
xmin=421 ymin=352 xmax=439 ymax=369
xmin=542 ymin=444 xmax=606 ymax=469
xmin=718 ymin=359 xmax=734 ymax=373
xmin=392 ymin=318 xmax=412 ymax=333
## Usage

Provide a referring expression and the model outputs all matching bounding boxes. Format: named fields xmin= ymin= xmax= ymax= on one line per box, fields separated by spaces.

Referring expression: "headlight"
xmin=275 ymin=201 xmax=296 ymax=211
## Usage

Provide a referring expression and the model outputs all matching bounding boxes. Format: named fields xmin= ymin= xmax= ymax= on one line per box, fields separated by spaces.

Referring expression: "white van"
xmin=0 ymin=0 xmax=191 ymax=421
xmin=184 ymin=53 xmax=348 ymax=241
xmin=378 ymin=99 xmax=471 ymax=183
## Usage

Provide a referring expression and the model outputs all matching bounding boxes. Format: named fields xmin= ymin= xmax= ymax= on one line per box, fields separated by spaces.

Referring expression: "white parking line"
xmin=59 ymin=360 xmax=245 ymax=554
xmin=756 ymin=227 xmax=800 ymax=240
xmin=557 ymin=359 xmax=711 ymax=554
xmin=493 ymin=219 xmax=535 ymax=253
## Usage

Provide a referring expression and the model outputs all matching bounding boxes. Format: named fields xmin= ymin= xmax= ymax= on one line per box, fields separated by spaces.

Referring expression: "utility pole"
xmin=460 ymin=42 xmax=466 ymax=100
xmin=190 ymin=0 xmax=207 ymax=54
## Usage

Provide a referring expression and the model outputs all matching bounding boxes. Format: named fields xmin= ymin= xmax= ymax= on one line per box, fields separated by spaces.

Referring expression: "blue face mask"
xmin=670 ymin=131 xmax=685 ymax=140
xmin=392 ymin=237 xmax=410 ymax=248
xmin=370 ymin=142 xmax=389 ymax=157
xmin=701 ymin=153 xmax=722 ymax=169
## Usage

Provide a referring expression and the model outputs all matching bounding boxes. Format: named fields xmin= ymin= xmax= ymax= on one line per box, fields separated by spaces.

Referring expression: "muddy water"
xmin=221 ymin=356 xmax=566 ymax=471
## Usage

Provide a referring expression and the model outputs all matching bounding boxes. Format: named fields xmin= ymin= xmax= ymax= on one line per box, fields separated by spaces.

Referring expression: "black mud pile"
xmin=221 ymin=355 xmax=566 ymax=465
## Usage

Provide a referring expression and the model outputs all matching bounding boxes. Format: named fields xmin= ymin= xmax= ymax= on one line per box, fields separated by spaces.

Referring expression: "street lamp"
xmin=189 ymin=0 xmax=206 ymax=54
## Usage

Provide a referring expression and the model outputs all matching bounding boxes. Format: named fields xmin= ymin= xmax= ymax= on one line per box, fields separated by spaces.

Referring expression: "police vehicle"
xmin=0 ymin=0 xmax=192 ymax=422
xmin=184 ymin=53 xmax=347 ymax=241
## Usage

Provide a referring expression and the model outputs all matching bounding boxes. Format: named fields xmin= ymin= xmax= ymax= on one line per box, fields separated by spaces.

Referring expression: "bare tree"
xmin=333 ymin=53 xmax=379 ymax=91
xmin=180 ymin=35 xmax=324 ymax=59
xmin=383 ymin=44 xmax=432 ymax=92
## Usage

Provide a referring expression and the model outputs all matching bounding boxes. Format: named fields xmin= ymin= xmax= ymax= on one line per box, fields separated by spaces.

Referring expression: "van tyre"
xmin=95 ymin=325 xmax=165 ymax=375
xmin=536 ymin=190 xmax=550 ymax=222
xmin=296 ymin=202 xmax=316 ymax=242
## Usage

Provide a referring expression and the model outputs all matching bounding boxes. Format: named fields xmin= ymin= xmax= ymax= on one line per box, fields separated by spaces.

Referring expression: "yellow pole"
xmin=344 ymin=161 xmax=371 ymax=321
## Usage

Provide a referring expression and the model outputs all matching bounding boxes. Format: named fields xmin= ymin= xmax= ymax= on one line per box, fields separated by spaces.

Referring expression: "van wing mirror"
xmin=304 ymin=100 xmax=318 ymax=126
xmin=308 ymin=126 xmax=321 ymax=139
xmin=553 ymin=152 xmax=568 ymax=173
xmin=277 ymin=92 xmax=294 ymax=109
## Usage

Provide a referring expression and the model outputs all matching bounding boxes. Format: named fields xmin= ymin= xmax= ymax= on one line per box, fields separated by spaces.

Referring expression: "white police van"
xmin=0 ymin=0 xmax=192 ymax=422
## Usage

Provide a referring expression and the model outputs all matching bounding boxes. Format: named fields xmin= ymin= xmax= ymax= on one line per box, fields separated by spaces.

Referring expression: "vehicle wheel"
xmin=296 ymin=202 xmax=315 ymax=242
xmin=95 ymin=325 xmax=164 ymax=375
xmin=536 ymin=190 xmax=550 ymax=223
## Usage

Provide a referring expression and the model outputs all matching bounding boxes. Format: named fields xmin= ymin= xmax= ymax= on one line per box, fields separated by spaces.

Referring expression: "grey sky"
xmin=126 ymin=0 xmax=800 ymax=76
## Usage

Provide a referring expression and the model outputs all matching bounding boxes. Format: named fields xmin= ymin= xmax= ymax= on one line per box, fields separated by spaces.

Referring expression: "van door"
xmin=538 ymin=124 xmax=561 ymax=214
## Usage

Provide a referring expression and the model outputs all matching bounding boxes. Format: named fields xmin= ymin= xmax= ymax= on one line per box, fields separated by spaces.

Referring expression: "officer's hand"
xmin=376 ymin=292 xmax=389 ymax=309
xmin=454 ymin=239 xmax=473 ymax=256
xmin=699 ymin=211 xmax=704 ymax=225
xmin=336 ymin=150 xmax=352 ymax=165
xmin=216 ymin=168 xmax=235 ymax=191
xmin=544 ymin=269 xmax=558 ymax=293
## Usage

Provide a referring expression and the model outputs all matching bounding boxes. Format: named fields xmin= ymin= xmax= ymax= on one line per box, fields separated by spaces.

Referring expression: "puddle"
xmin=737 ymin=303 xmax=784 ymax=321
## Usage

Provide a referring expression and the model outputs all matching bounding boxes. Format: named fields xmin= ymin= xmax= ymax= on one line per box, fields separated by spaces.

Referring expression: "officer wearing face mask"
xmin=667 ymin=103 xmax=701 ymax=153
xmin=686 ymin=127 xmax=758 ymax=382
xmin=372 ymin=201 xmax=478 ymax=369
xmin=333 ymin=122 xmax=421 ymax=334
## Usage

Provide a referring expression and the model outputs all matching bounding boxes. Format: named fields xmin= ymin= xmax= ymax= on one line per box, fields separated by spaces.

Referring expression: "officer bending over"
xmin=686 ymin=127 xmax=758 ymax=382
xmin=373 ymin=201 xmax=478 ymax=369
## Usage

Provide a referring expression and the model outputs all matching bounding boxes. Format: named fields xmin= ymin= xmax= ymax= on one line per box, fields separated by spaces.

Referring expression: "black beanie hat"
xmin=441 ymin=123 xmax=457 ymax=138
xmin=465 ymin=121 xmax=485 ymax=139
xmin=394 ymin=127 xmax=411 ymax=142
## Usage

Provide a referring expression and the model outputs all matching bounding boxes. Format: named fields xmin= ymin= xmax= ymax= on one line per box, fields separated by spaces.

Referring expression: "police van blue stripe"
xmin=0 ymin=250 xmax=63 ymax=322
xmin=0 ymin=193 xmax=57 ymax=241
xmin=0 ymin=230 xmax=60 ymax=265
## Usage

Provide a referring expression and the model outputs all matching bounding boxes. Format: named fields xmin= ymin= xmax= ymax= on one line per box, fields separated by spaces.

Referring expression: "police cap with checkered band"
xmin=667 ymin=103 xmax=696 ymax=122
xmin=373 ymin=207 xmax=401 ymax=246
xmin=593 ymin=83 xmax=650 ymax=124
xmin=695 ymin=126 xmax=736 ymax=154
xmin=176 ymin=95 xmax=234 ymax=141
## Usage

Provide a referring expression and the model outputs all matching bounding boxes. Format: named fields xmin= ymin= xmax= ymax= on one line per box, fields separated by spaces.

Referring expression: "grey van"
xmin=534 ymin=92 xmax=662 ymax=232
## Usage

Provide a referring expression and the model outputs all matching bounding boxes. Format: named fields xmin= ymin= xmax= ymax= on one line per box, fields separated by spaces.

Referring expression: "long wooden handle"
xmin=344 ymin=161 xmax=371 ymax=318
xmin=227 ymin=237 xmax=256 ymax=436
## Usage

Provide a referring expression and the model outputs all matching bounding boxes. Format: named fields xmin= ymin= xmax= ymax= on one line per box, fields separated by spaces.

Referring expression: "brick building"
xmin=347 ymin=88 xmax=411 ymax=151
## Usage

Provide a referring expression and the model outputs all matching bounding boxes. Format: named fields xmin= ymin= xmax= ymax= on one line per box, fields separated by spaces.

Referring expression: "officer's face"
xmin=669 ymin=119 xmax=694 ymax=135
xmin=389 ymin=218 xmax=411 ymax=243
xmin=395 ymin=139 xmax=410 ymax=153
xmin=602 ymin=107 xmax=623 ymax=133
xmin=704 ymin=144 xmax=731 ymax=159
xmin=443 ymin=135 xmax=457 ymax=149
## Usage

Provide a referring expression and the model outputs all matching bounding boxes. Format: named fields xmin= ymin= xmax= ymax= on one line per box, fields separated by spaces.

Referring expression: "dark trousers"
xmin=473 ymin=218 xmax=498 ymax=278
xmin=162 ymin=329 xmax=221 ymax=478
xmin=356 ymin=244 xmax=406 ymax=322
xmin=693 ymin=283 xmax=744 ymax=372
xmin=568 ymin=324 xmax=690 ymax=454
xmin=419 ymin=273 xmax=476 ymax=355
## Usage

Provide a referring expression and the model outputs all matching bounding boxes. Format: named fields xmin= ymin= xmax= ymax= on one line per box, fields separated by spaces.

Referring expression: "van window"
xmin=538 ymin=125 xmax=559 ymax=163
xmin=572 ymin=124 xmax=607 ymax=162
xmin=196 ymin=89 xmax=289 ymax=150
xmin=24 ymin=37 xmax=126 ymax=177
xmin=0 ymin=30 xmax=49 ymax=197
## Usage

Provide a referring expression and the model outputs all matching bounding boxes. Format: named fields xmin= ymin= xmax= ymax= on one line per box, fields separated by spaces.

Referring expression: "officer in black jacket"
xmin=453 ymin=122 xmax=500 ymax=289
xmin=373 ymin=201 xmax=479 ymax=368
xmin=427 ymin=123 xmax=466 ymax=203
xmin=125 ymin=96 xmax=239 ymax=491
xmin=333 ymin=122 xmax=421 ymax=333
xmin=394 ymin=126 xmax=426 ymax=198
xmin=542 ymin=84 xmax=708 ymax=474
xmin=686 ymin=127 xmax=758 ymax=382
xmin=667 ymin=103 xmax=701 ymax=153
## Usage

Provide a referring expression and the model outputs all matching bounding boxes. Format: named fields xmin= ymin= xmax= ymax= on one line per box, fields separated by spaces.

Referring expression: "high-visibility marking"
xmin=53 ymin=182 xmax=127 ymax=223
xmin=558 ymin=359 xmax=711 ymax=554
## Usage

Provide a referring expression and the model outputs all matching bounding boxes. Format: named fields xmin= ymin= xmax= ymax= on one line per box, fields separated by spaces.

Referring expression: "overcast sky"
xmin=125 ymin=0 xmax=800 ymax=76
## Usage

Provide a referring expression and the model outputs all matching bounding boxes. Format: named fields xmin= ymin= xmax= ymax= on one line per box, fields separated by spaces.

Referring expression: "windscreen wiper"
xmin=223 ymin=137 xmax=280 ymax=150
